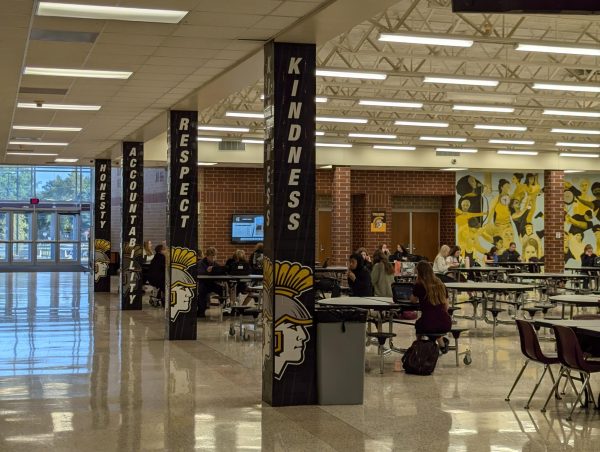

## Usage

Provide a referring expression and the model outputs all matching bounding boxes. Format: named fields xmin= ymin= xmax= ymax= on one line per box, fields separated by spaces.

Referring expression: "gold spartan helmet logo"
xmin=170 ymin=247 xmax=197 ymax=289
xmin=124 ymin=244 xmax=143 ymax=258
xmin=274 ymin=261 xmax=313 ymax=300
xmin=95 ymin=239 xmax=110 ymax=258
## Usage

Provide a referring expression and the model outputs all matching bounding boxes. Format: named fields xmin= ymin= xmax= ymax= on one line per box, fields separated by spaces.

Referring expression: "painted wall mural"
xmin=564 ymin=174 xmax=600 ymax=267
xmin=455 ymin=172 xmax=544 ymax=263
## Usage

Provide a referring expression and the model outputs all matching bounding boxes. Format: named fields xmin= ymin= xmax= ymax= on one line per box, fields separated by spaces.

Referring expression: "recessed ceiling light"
xmin=315 ymin=131 xmax=325 ymax=136
xmin=241 ymin=139 xmax=264 ymax=144
xmin=489 ymin=139 xmax=535 ymax=145
xmin=225 ymin=111 xmax=264 ymax=119
xmin=348 ymin=133 xmax=397 ymax=139
xmin=317 ymin=116 xmax=368 ymax=124
xmin=6 ymin=152 xmax=58 ymax=156
xmin=359 ymin=99 xmax=423 ymax=108
xmin=320 ymin=165 xmax=333 ymax=169
xmin=497 ymin=150 xmax=538 ymax=156
xmin=316 ymin=69 xmax=387 ymax=80
xmin=54 ymin=158 xmax=79 ymax=163
xmin=420 ymin=136 xmax=467 ymax=142
xmin=436 ymin=148 xmax=478 ymax=153
xmin=24 ymin=67 xmax=132 ymax=79
xmin=316 ymin=143 xmax=353 ymax=148
xmin=316 ymin=97 xmax=328 ymax=103
xmin=198 ymin=126 xmax=249 ymax=132
xmin=197 ymin=162 xmax=218 ymax=166
xmin=12 ymin=125 xmax=82 ymax=132
xmin=378 ymin=33 xmax=473 ymax=48
xmin=395 ymin=120 xmax=449 ymax=128
xmin=533 ymin=83 xmax=600 ymax=93
xmin=9 ymin=140 xmax=68 ymax=146
xmin=556 ymin=142 xmax=600 ymax=148
xmin=475 ymin=124 xmax=527 ymax=132
xmin=17 ymin=102 xmax=101 ymax=111
xmin=516 ymin=43 xmax=600 ymax=57
xmin=373 ymin=145 xmax=416 ymax=151
xmin=423 ymin=76 xmax=499 ymax=87
xmin=453 ymin=105 xmax=515 ymax=113
xmin=36 ymin=2 xmax=188 ymax=23
xmin=564 ymin=170 xmax=584 ymax=173
xmin=440 ymin=167 xmax=469 ymax=171
xmin=543 ymin=109 xmax=600 ymax=118
xmin=560 ymin=153 xmax=599 ymax=158
xmin=197 ymin=137 xmax=222 ymax=142
xmin=551 ymin=128 xmax=600 ymax=135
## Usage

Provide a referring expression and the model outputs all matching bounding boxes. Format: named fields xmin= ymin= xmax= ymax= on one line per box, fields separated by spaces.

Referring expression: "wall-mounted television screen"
xmin=232 ymin=214 xmax=264 ymax=244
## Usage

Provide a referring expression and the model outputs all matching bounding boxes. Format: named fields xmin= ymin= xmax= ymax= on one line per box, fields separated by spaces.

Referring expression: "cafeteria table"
xmin=498 ymin=261 xmax=544 ymax=271
xmin=198 ymin=274 xmax=263 ymax=307
xmin=548 ymin=294 xmax=600 ymax=319
xmin=509 ymin=272 xmax=591 ymax=299
xmin=448 ymin=266 xmax=508 ymax=282
xmin=566 ymin=266 xmax=600 ymax=290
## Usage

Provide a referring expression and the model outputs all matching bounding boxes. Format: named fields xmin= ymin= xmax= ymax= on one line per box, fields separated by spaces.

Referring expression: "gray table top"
xmin=566 ymin=267 xmax=600 ymax=272
xmin=445 ymin=282 xmax=535 ymax=291
xmin=510 ymin=272 xmax=589 ymax=279
xmin=449 ymin=267 xmax=508 ymax=272
xmin=534 ymin=318 xmax=600 ymax=328
xmin=317 ymin=296 xmax=400 ymax=310
xmin=549 ymin=295 xmax=600 ymax=306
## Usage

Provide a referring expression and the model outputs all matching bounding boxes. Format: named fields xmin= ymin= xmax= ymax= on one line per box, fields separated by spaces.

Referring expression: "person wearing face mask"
xmin=347 ymin=253 xmax=373 ymax=297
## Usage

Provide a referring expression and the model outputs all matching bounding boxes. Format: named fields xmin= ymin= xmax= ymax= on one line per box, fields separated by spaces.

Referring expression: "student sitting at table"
xmin=390 ymin=244 xmax=409 ymax=262
xmin=371 ymin=249 xmax=394 ymax=297
xmin=411 ymin=260 xmax=452 ymax=354
xmin=226 ymin=249 xmax=252 ymax=299
xmin=198 ymin=247 xmax=225 ymax=318
xmin=347 ymin=253 xmax=372 ymax=296
xmin=500 ymin=242 xmax=521 ymax=262
xmin=484 ymin=246 xmax=499 ymax=266
xmin=581 ymin=244 xmax=597 ymax=289
xmin=147 ymin=244 xmax=166 ymax=306
xmin=433 ymin=245 xmax=458 ymax=282
xmin=143 ymin=240 xmax=155 ymax=262
xmin=249 ymin=242 xmax=264 ymax=274
xmin=355 ymin=247 xmax=373 ymax=272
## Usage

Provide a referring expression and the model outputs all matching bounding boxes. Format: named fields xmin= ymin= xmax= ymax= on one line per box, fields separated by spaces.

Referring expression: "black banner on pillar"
xmin=167 ymin=111 xmax=198 ymax=340
xmin=121 ymin=142 xmax=144 ymax=310
xmin=262 ymin=41 xmax=316 ymax=407
xmin=94 ymin=159 xmax=111 ymax=292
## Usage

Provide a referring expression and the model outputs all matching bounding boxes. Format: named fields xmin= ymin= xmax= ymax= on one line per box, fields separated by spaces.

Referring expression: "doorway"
xmin=317 ymin=210 xmax=332 ymax=264
xmin=391 ymin=210 xmax=439 ymax=261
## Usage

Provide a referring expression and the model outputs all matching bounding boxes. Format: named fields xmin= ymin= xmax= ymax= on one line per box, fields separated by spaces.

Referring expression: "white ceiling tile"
xmin=172 ymin=25 xmax=246 ymax=39
xmin=272 ymin=1 xmax=321 ymax=17
xmin=192 ymin=1 xmax=283 ymax=15
xmin=252 ymin=15 xmax=298 ymax=30
xmin=182 ymin=12 xmax=263 ymax=28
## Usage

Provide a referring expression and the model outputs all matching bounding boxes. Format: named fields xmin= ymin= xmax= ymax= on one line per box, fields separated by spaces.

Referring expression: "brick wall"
xmin=440 ymin=196 xmax=456 ymax=248
xmin=332 ymin=167 xmax=352 ymax=265
xmin=392 ymin=196 xmax=443 ymax=210
xmin=544 ymin=170 xmax=565 ymax=272
xmin=351 ymin=194 xmax=366 ymax=253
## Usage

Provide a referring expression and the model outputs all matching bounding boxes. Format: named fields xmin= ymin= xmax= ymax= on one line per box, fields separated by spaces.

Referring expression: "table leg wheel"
xmin=229 ymin=325 xmax=235 ymax=336
xmin=463 ymin=352 xmax=472 ymax=366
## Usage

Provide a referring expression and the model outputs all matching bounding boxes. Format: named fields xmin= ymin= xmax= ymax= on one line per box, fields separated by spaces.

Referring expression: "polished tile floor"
xmin=0 ymin=272 xmax=599 ymax=451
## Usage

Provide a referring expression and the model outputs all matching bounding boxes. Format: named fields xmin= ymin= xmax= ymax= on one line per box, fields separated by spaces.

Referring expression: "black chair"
xmin=315 ymin=277 xmax=341 ymax=300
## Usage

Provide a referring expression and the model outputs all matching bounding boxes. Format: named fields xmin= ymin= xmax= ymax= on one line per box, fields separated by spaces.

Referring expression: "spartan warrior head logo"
xmin=264 ymin=260 xmax=313 ymax=380
xmin=94 ymin=239 xmax=110 ymax=282
xmin=170 ymin=247 xmax=197 ymax=321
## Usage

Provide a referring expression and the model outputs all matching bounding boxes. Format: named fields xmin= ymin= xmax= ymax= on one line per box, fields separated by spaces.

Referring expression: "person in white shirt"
xmin=433 ymin=245 xmax=458 ymax=282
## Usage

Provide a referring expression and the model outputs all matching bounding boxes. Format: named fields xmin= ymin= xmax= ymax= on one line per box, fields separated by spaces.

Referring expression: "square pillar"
xmin=94 ymin=159 xmax=111 ymax=292
xmin=544 ymin=170 xmax=565 ymax=272
xmin=262 ymin=41 xmax=317 ymax=406
xmin=332 ymin=166 xmax=351 ymax=265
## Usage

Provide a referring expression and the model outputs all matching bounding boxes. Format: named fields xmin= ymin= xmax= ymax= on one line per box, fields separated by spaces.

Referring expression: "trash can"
xmin=316 ymin=308 xmax=367 ymax=405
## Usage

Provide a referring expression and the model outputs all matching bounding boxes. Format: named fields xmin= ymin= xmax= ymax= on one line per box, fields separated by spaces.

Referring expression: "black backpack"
xmin=402 ymin=339 xmax=440 ymax=375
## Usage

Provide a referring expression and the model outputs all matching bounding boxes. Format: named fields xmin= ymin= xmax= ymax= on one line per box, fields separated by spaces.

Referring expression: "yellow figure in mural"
xmin=573 ymin=179 xmax=595 ymax=217
xmin=524 ymin=173 xmax=541 ymax=224
xmin=483 ymin=179 xmax=512 ymax=244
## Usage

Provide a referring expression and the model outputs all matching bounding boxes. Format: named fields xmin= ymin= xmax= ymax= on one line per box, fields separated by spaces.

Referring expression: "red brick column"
xmin=440 ymin=196 xmax=456 ymax=247
xmin=331 ymin=166 xmax=351 ymax=265
xmin=544 ymin=170 xmax=565 ymax=272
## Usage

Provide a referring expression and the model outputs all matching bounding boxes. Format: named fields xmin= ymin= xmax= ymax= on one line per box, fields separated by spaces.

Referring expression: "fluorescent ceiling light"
xmin=359 ymin=99 xmax=423 ymax=108
xmin=489 ymin=139 xmax=534 ymax=145
xmin=560 ymin=153 xmax=599 ymax=158
xmin=317 ymin=116 xmax=368 ymax=124
xmin=395 ymin=120 xmax=448 ymax=128
xmin=497 ymin=150 xmax=538 ymax=156
xmin=348 ymin=133 xmax=396 ymax=139
xmin=516 ymin=43 xmax=600 ymax=57
xmin=320 ymin=165 xmax=333 ymax=169
xmin=316 ymin=69 xmax=387 ymax=80
xmin=24 ymin=67 xmax=131 ymax=79
xmin=315 ymin=131 xmax=325 ymax=136
xmin=197 ymin=162 xmax=218 ymax=166
xmin=6 ymin=152 xmax=58 ymax=156
xmin=241 ymin=139 xmax=264 ymax=144
xmin=198 ymin=126 xmax=249 ymax=132
xmin=420 ymin=136 xmax=467 ymax=142
xmin=533 ymin=83 xmax=600 ymax=93
xmin=453 ymin=105 xmax=514 ymax=113
xmin=17 ymin=102 xmax=101 ymax=111
xmin=197 ymin=137 xmax=222 ymax=142
xmin=543 ymin=109 xmax=600 ymax=118
xmin=556 ymin=142 xmax=600 ymax=148
xmin=316 ymin=97 xmax=328 ymax=103
xmin=564 ymin=170 xmax=584 ymax=173
xmin=440 ymin=167 xmax=469 ymax=171
xmin=423 ymin=76 xmax=499 ymax=87
xmin=475 ymin=124 xmax=527 ymax=132
xmin=12 ymin=125 xmax=82 ymax=132
xmin=316 ymin=143 xmax=353 ymax=148
xmin=551 ymin=128 xmax=600 ymax=135
xmin=36 ymin=2 xmax=188 ymax=23
xmin=54 ymin=158 xmax=79 ymax=163
xmin=225 ymin=111 xmax=264 ymax=119
xmin=373 ymin=145 xmax=416 ymax=151
xmin=436 ymin=148 xmax=478 ymax=153
xmin=378 ymin=33 xmax=473 ymax=48
xmin=9 ymin=140 xmax=68 ymax=146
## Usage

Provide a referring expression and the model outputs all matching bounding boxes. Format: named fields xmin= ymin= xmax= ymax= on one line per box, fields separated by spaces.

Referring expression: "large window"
xmin=0 ymin=166 xmax=92 ymax=203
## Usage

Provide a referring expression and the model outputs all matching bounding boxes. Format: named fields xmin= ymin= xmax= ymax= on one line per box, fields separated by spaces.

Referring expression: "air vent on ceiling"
xmin=19 ymin=87 xmax=68 ymax=96
xmin=436 ymin=150 xmax=459 ymax=157
xmin=219 ymin=141 xmax=246 ymax=151
xmin=30 ymin=28 xmax=98 ymax=43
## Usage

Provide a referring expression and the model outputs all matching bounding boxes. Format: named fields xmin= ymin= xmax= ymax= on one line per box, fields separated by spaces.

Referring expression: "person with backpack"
xmin=371 ymin=249 xmax=394 ymax=297
xmin=411 ymin=260 xmax=452 ymax=354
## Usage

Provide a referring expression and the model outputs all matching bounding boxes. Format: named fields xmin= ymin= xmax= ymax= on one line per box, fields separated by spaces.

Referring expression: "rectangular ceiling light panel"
xmin=13 ymin=125 xmax=81 ymax=132
xmin=316 ymin=69 xmax=387 ymax=80
xmin=423 ymin=76 xmax=499 ymax=87
xmin=378 ymin=33 xmax=473 ymax=48
xmin=37 ymin=2 xmax=188 ymax=23
xmin=17 ymin=102 xmax=101 ymax=111
xmin=359 ymin=100 xmax=422 ymax=108
xmin=453 ymin=105 xmax=514 ymax=113
xmin=24 ymin=67 xmax=132 ymax=79
xmin=516 ymin=43 xmax=600 ymax=57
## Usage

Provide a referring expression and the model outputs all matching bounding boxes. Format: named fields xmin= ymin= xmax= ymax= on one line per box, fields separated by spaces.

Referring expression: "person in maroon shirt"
xmin=411 ymin=260 xmax=452 ymax=353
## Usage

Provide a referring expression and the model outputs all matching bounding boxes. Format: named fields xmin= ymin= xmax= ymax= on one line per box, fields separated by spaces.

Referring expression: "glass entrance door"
xmin=36 ymin=211 xmax=56 ymax=262
xmin=12 ymin=212 xmax=33 ymax=262
xmin=58 ymin=213 xmax=79 ymax=263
